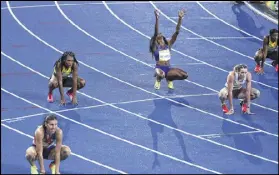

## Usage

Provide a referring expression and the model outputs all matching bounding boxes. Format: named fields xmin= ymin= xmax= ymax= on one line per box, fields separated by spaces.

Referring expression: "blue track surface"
xmin=1 ymin=1 xmax=278 ymax=174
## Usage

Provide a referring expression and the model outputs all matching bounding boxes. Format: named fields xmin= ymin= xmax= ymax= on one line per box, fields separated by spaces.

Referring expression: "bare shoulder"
xmin=225 ymin=71 xmax=233 ymax=83
xmin=35 ymin=126 xmax=44 ymax=138
xmin=246 ymin=71 xmax=252 ymax=81
xmin=55 ymin=61 xmax=62 ymax=70
xmin=72 ymin=62 xmax=78 ymax=70
xmin=56 ymin=127 xmax=63 ymax=136
xmin=227 ymin=71 xmax=234 ymax=79
xmin=263 ymin=36 xmax=269 ymax=43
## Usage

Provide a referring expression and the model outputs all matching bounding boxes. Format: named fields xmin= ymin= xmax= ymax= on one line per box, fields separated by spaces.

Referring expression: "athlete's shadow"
xmin=221 ymin=115 xmax=265 ymax=165
xmin=147 ymin=98 xmax=193 ymax=169
xmin=232 ymin=3 xmax=264 ymax=44
xmin=1 ymin=163 xmax=29 ymax=174
xmin=57 ymin=109 xmax=82 ymax=142
xmin=257 ymin=72 xmax=278 ymax=101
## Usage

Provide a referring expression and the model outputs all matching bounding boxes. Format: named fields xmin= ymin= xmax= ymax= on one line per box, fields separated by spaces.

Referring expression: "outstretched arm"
xmin=72 ymin=63 xmax=78 ymax=105
xmin=244 ymin=72 xmax=255 ymax=114
xmin=54 ymin=129 xmax=63 ymax=174
xmin=245 ymin=72 xmax=252 ymax=108
xmin=168 ymin=9 xmax=185 ymax=46
xmin=35 ymin=130 xmax=45 ymax=174
xmin=154 ymin=10 xmax=159 ymax=36
xmin=56 ymin=63 xmax=65 ymax=105
xmin=150 ymin=10 xmax=160 ymax=54
xmin=227 ymin=73 xmax=234 ymax=112
xmin=261 ymin=36 xmax=269 ymax=68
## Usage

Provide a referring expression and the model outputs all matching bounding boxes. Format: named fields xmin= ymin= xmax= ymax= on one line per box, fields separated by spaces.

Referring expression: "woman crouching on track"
xmin=48 ymin=51 xmax=86 ymax=105
xmin=25 ymin=114 xmax=71 ymax=174
xmin=149 ymin=9 xmax=188 ymax=90
xmin=218 ymin=64 xmax=260 ymax=115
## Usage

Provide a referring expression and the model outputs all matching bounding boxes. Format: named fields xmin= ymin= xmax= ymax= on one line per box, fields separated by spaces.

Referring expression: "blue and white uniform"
xmin=153 ymin=44 xmax=171 ymax=76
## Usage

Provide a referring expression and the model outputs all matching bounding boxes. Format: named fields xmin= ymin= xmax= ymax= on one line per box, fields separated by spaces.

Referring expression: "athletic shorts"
xmin=155 ymin=65 xmax=171 ymax=76
xmin=219 ymin=87 xmax=260 ymax=99
xmin=255 ymin=48 xmax=278 ymax=60
xmin=31 ymin=144 xmax=55 ymax=159
xmin=49 ymin=74 xmax=83 ymax=87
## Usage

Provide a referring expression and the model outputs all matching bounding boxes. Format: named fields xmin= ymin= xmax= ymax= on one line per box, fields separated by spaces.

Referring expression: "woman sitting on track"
xmin=218 ymin=64 xmax=260 ymax=115
xmin=25 ymin=114 xmax=71 ymax=174
xmin=149 ymin=9 xmax=188 ymax=90
xmin=48 ymin=51 xmax=85 ymax=105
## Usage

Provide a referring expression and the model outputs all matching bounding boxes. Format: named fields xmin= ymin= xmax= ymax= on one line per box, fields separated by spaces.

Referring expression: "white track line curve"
xmin=196 ymin=2 xmax=263 ymax=41
xmin=4 ymin=1 xmax=279 ymax=165
xmin=1 ymin=87 xmax=222 ymax=174
xmin=0 ymin=123 xmax=127 ymax=174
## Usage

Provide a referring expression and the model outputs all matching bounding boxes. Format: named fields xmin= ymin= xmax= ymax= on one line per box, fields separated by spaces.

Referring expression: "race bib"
xmin=159 ymin=49 xmax=171 ymax=61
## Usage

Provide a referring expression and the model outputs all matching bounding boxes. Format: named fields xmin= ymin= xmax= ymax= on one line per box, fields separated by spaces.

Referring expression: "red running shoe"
xmin=222 ymin=104 xmax=229 ymax=113
xmin=66 ymin=91 xmax=73 ymax=101
xmin=254 ymin=65 xmax=261 ymax=72
xmin=47 ymin=93 xmax=54 ymax=103
xmin=241 ymin=103 xmax=248 ymax=113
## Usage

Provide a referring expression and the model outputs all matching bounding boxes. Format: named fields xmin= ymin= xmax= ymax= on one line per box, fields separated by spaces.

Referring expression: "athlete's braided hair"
xmin=269 ymin=28 xmax=278 ymax=36
xmin=54 ymin=51 xmax=79 ymax=68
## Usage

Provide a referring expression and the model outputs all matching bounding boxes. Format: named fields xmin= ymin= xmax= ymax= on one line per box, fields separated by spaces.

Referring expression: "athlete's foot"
xmin=30 ymin=165 xmax=38 ymax=174
xmin=241 ymin=102 xmax=248 ymax=113
xmin=154 ymin=80 xmax=161 ymax=90
xmin=222 ymin=104 xmax=229 ymax=113
xmin=254 ymin=65 xmax=261 ymax=73
xmin=66 ymin=90 xmax=73 ymax=101
xmin=47 ymin=93 xmax=54 ymax=103
xmin=167 ymin=80 xmax=174 ymax=89
xmin=49 ymin=162 xmax=56 ymax=174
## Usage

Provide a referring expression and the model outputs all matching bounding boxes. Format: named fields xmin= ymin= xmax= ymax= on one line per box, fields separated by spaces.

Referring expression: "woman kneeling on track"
xmin=48 ymin=51 xmax=85 ymax=105
xmin=149 ymin=9 xmax=188 ymax=90
xmin=254 ymin=28 xmax=278 ymax=74
xmin=218 ymin=64 xmax=260 ymax=115
xmin=25 ymin=114 xmax=71 ymax=174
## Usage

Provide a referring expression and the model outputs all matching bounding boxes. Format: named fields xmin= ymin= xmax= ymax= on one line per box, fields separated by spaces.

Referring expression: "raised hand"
xmin=178 ymin=9 xmax=185 ymax=19
xmin=154 ymin=9 xmax=159 ymax=19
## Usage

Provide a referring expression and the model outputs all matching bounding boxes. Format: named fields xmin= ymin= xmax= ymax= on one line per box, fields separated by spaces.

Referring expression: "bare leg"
xmin=166 ymin=68 xmax=188 ymax=81
xmin=154 ymin=68 xmax=165 ymax=89
xmin=25 ymin=146 xmax=38 ymax=166
xmin=218 ymin=87 xmax=229 ymax=105
xmin=48 ymin=74 xmax=58 ymax=94
xmin=47 ymin=145 xmax=71 ymax=161
xmin=218 ymin=88 xmax=242 ymax=104
xmin=254 ymin=49 xmax=264 ymax=66
xmin=237 ymin=88 xmax=260 ymax=103
xmin=67 ymin=78 xmax=86 ymax=93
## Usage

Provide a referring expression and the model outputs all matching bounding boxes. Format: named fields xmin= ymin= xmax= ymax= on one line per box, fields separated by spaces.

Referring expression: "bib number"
xmin=159 ymin=49 xmax=171 ymax=61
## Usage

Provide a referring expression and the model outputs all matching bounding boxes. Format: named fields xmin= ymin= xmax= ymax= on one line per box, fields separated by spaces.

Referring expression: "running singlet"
xmin=32 ymin=126 xmax=57 ymax=149
xmin=53 ymin=65 xmax=72 ymax=78
xmin=267 ymin=36 xmax=278 ymax=52
xmin=225 ymin=72 xmax=247 ymax=90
